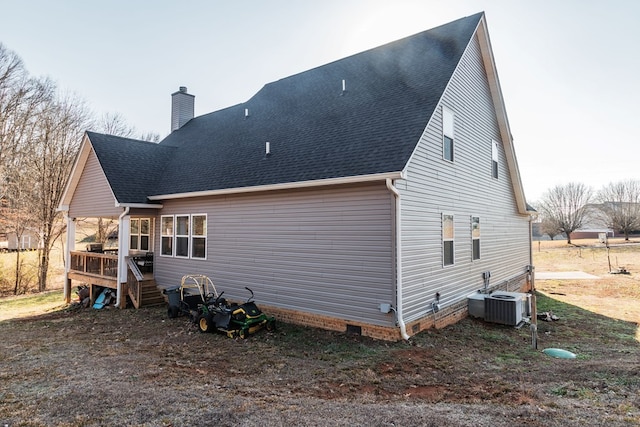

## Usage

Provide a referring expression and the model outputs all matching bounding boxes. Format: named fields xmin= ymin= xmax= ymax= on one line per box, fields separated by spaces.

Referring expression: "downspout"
xmin=528 ymin=214 xmax=537 ymax=349
xmin=386 ymin=178 xmax=410 ymax=340
xmin=116 ymin=206 xmax=130 ymax=308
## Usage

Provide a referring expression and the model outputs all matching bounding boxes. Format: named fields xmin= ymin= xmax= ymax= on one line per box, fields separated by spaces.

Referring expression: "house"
xmin=59 ymin=12 xmax=534 ymax=340
xmin=0 ymin=196 xmax=41 ymax=251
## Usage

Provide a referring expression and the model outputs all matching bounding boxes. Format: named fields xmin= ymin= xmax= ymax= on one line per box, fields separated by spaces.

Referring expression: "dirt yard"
xmin=0 ymin=239 xmax=638 ymax=426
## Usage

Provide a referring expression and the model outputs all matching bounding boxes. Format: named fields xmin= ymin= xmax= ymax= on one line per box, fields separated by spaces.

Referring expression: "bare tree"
xmin=23 ymin=92 xmax=91 ymax=291
xmin=0 ymin=43 xmax=53 ymax=193
xmin=539 ymin=218 xmax=560 ymax=241
xmin=98 ymin=112 xmax=160 ymax=142
xmin=595 ymin=180 xmax=640 ymax=241
xmin=0 ymin=44 xmax=55 ymax=293
xmin=2 ymin=170 xmax=38 ymax=293
xmin=98 ymin=112 xmax=136 ymax=138
xmin=139 ymin=131 xmax=161 ymax=142
xmin=2 ymin=43 xmax=161 ymax=293
xmin=539 ymin=183 xmax=593 ymax=244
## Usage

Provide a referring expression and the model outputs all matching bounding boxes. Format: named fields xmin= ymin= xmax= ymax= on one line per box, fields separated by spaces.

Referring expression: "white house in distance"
xmin=59 ymin=12 xmax=535 ymax=340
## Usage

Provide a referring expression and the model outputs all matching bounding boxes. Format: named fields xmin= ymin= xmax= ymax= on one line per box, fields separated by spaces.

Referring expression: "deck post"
xmin=116 ymin=208 xmax=130 ymax=308
xmin=64 ymin=215 xmax=75 ymax=304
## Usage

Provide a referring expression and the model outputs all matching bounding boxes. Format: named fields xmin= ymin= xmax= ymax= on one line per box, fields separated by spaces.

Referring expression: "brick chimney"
xmin=171 ymin=86 xmax=195 ymax=132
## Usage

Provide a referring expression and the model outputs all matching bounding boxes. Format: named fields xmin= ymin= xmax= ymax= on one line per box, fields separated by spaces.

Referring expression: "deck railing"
xmin=70 ymin=251 xmax=118 ymax=279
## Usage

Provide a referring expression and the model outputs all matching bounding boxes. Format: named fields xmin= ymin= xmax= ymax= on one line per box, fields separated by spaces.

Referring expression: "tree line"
xmin=535 ymin=181 xmax=640 ymax=244
xmin=0 ymin=43 xmax=158 ymax=295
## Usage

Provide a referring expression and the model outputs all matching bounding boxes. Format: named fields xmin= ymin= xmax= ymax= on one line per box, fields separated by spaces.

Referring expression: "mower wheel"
xmin=198 ymin=314 xmax=213 ymax=333
xmin=266 ymin=319 xmax=276 ymax=332
xmin=238 ymin=328 xmax=247 ymax=339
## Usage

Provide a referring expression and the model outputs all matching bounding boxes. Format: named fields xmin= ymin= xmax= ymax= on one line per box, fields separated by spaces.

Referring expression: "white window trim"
xmin=190 ymin=213 xmax=207 ymax=260
xmin=160 ymin=215 xmax=174 ymax=257
xmin=442 ymin=106 xmax=455 ymax=162
xmin=174 ymin=214 xmax=190 ymax=259
xmin=442 ymin=213 xmax=454 ymax=266
xmin=471 ymin=215 xmax=480 ymax=261
xmin=160 ymin=214 xmax=207 ymax=260
xmin=130 ymin=218 xmax=151 ymax=252
xmin=491 ymin=140 xmax=499 ymax=179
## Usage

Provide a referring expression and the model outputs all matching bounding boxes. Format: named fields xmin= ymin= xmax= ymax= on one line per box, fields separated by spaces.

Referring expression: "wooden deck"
xmin=68 ymin=251 xmax=164 ymax=308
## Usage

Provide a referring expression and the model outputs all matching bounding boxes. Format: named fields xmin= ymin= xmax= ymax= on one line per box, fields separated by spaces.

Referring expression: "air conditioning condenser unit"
xmin=484 ymin=291 xmax=530 ymax=326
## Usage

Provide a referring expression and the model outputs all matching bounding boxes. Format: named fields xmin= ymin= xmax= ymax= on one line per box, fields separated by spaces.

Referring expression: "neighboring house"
xmin=0 ymin=231 xmax=40 ymax=251
xmin=59 ymin=12 xmax=534 ymax=340
xmin=569 ymin=203 xmax=614 ymax=240
xmin=0 ymin=197 xmax=40 ymax=251
xmin=571 ymin=202 xmax=640 ymax=240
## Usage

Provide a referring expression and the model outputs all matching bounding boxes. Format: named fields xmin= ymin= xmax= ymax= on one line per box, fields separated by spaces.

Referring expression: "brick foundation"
xmin=260 ymin=272 xmax=531 ymax=342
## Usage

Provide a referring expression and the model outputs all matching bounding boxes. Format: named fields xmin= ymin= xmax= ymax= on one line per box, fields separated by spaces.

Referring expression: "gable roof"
xmin=87 ymin=132 xmax=176 ymax=204
xmin=60 ymin=132 xmax=175 ymax=208
xmin=153 ymin=13 xmax=483 ymax=198
xmin=61 ymin=12 xmax=529 ymax=213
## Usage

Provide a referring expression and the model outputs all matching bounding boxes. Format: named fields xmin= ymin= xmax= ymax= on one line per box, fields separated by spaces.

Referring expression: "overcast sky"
xmin=1 ymin=0 xmax=638 ymax=202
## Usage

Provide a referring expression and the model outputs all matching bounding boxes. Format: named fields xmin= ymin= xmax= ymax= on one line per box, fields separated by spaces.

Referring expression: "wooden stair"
xmin=139 ymin=279 xmax=165 ymax=307
xmin=126 ymin=258 xmax=165 ymax=308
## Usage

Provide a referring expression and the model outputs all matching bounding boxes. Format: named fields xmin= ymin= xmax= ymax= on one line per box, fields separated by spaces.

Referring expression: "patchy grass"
xmin=0 ymin=240 xmax=638 ymax=426
xmin=0 ymin=289 xmax=66 ymax=321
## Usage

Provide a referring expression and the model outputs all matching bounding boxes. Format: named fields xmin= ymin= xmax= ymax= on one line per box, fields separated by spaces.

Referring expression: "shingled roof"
xmin=86 ymin=132 xmax=176 ymax=204
xmin=88 ymin=13 xmax=484 ymax=204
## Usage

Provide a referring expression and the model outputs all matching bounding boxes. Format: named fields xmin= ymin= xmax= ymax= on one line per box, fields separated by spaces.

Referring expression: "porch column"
xmin=116 ymin=208 xmax=130 ymax=308
xmin=63 ymin=214 xmax=75 ymax=304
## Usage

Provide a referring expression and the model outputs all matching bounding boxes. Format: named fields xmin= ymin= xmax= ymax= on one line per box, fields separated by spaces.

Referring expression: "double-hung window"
xmin=442 ymin=107 xmax=455 ymax=162
xmin=130 ymin=218 xmax=150 ymax=251
xmin=492 ymin=140 xmax=499 ymax=179
xmin=472 ymin=216 xmax=480 ymax=260
xmin=161 ymin=216 xmax=174 ymax=256
xmin=191 ymin=214 xmax=207 ymax=259
xmin=443 ymin=214 xmax=454 ymax=266
xmin=160 ymin=214 xmax=207 ymax=259
xmin=175 ymin=215 xmax=190 ymax=258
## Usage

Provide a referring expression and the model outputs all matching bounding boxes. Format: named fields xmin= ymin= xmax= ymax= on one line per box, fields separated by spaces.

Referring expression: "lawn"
xmin=0 ymin=239 xmax=638 ymax=426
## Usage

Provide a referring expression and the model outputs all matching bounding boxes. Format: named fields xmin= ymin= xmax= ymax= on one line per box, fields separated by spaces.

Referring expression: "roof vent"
xmin=265 ymin=142 xmax=271 ymax=156
xmin=341 ymin=79 xmax=346 ymax=94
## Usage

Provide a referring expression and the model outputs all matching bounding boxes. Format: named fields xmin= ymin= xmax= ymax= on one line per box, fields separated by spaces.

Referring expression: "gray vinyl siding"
xmin=153 ymin=183 xmax=396 ymax=326
xmin=69 ymin=150 xmax=121 ymax=218
xmin=400 ymin=33 xmax=530 ymax=322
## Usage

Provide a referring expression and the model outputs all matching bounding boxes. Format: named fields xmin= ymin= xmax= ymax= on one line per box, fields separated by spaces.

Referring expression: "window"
xmin=161 ymin=216 xmax=174 ymax=256
xmin=175 ymin=215 xmax=189 ymax=258
xmin=442 ymin=107 xmax=454 ymax=161
xmin=130 ymin=218 xmax=150 ymax=251
xmin=492 ymin=140 xmax=499 ymax=179
xmin=443 ymin=214 xmax=454 ymax=266
xmin=191 ymin=214 xmax=207 ymax=259
xmin=160 ymin=214 xmax=207 ymax=259
xmin=472 ymin=216 xmax=480 ymax=260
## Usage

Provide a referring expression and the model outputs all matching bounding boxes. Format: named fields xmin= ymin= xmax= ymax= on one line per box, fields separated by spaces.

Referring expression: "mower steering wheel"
xmin=215 ymin=291 xmax=225 ymax=306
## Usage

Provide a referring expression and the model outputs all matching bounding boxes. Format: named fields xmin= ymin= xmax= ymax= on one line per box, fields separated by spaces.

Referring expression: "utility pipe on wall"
xmin=386 ymin=178 xmax=410 ymax=341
